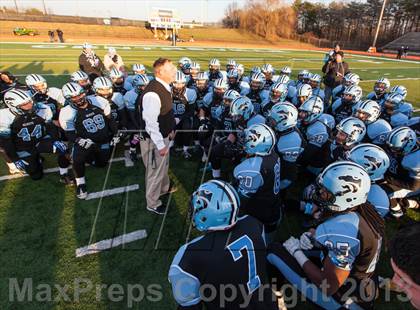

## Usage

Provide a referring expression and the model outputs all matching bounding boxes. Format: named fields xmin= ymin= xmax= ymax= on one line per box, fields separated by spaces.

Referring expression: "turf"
xmin=0 ymin=42 xmax=418 ymax=309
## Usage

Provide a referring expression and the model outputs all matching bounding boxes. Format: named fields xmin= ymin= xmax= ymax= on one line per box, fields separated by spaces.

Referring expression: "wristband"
xmin=293 ymin=250 xmax=309 ymax=267
xmin=304 ymin=202 xmax=314 ymax=215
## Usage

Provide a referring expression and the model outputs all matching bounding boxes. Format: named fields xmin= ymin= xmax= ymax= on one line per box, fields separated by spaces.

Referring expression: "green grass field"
xmin=0 ymin=42 xmax=418 ymax=309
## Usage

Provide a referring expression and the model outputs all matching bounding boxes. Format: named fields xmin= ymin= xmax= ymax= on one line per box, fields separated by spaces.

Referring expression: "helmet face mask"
xmin=191 ymin=68 xmax=199 ymax=80
xmin=354 ymin=110 xmax=369 ymax=122
xmin=96 ymin=87 xmax=113 ymax=99
xmin=32 ymin=82 xmax=48 ymax=94
xmin=250 ymin=80 xmax=261 ymax=91
xmin=111 ymin=77 xmax=124 ymax=86
xmin=374 ymin=82 xmax=387 ymax=95
xmin=172 ymin=82 xmax=186 ymax=96
xmin=298 ymin=96 xmax=308 ymax=106
xmin=214 ymin=87 xmax=226 ymax=99
xmin=18 ymin=100 xmax=35 ymax=114
xmin=335 ymin=130 xmax=348 ymax=145
xmin=310 ymin=80 xmax=319 ymax=89
xmin=298 ymin=110 xmax=309 ymax=123
xmin=196 ymin=79 xmax=208 ymax=91
xmin=78 ymin=79 xmax=90 ymax=88
xmin=71 ymin=92 xmax=87 ymax=108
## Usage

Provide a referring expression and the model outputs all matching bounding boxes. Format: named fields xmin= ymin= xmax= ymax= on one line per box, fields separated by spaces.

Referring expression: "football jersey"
xmin=0 ymin=104 xmax=53 ymax=151
xmin=365 ymin=119 xmax=392 ymax=145
xmin=315 ymin=212 xmax=382 ymax=280
xmin=169 ymin=215 xmax=278 ymax=310
xmin=73 ymin=104 xmax=113 ymax=143
xmin=234 ymin=153 xmax=282 ymax=224
xmin=172 ymin=88 xmax=197 ymax=119
xmin=247 ymin=89 xmax=269 ymax=115
xmin=331 ymin=98 xmax=354 ymax=123
xmin=32 ymin=87 xmax=64 ymax=120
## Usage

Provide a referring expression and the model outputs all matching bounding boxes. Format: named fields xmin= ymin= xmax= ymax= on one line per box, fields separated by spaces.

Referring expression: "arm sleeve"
xmin=142 ymin=92 xmax=166 ymax=150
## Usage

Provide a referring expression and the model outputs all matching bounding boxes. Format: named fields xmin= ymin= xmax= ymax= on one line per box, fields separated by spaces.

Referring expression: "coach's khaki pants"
xmin=140 ymin=137 xmax=170 ymax=210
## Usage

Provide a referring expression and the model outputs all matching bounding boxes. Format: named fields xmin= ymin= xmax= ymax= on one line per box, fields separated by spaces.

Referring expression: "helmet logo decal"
xmin=337 ymin=174 xmax=362 ymax=200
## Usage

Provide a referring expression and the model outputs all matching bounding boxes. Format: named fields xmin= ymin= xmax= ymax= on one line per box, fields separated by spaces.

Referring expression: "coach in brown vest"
xmin=138 ymin=58 xmax=177 ymax=214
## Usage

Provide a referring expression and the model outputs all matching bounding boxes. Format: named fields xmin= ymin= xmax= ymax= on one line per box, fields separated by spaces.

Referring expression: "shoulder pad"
xmin=276 ymin=131 xmax=305 ymax=162
xmin=123 ymin=90 xmax=138 ymax=110
xmin=233 ymin=157 xmax=264 ymax=197
xmin=0 ymin=108 xmax=16 ymax=137
xmin=186 ymin=88 xmax=197 ymax=104
xmin=368 ymin=185 xmax=389 ymax=218
xmin=402 ymin=149 xmax=420 ymax=179
xmin=112 ymin=93 xmax=125 ymax=110
xmin=202 ymin=92 xmax=213 ymax=108
xmin=58 ymin=105 xmax=77 ymax=131
xmin=47 ymin=87 xmax=65 ymax=105
xmin=247 ymin=114 xmax=265 ymax=127
xmin=35 ymin=103 xmax=53 ymax=122
xmin=331 ymin=98 xmax=342 ymax=113
xmin=390 ymin=113 xmax=409 ymax=127
xmin=306 ymin=121 xmax=329 ymax=147
xmin=367 ymin=119 xmax=391 ymax=144
xmin=88 ymin=95 xmax=111 ymax=116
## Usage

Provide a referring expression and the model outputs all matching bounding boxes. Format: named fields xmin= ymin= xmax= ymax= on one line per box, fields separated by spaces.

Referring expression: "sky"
xmin=1 ymin=0 xmax=251 ymax=23
xmin=2 ymin=0 xmax=347 ymax=22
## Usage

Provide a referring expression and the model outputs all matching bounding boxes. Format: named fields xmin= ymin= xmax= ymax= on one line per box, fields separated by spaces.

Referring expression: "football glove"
xmin=14 ymin=159 xmax=28 ymax=172
xmin=110 ymin=135 xmax=121 ymax=147
xmin=52 ymin=141 xmax=67 ymax=154
xmin=302 ymin=184 xmax=316 ymax=201
xmin=283 ymin=236 xmax=308 ymax=267
xmin=76 ymin=138 xmax=94 ymax=149
xmin=299 ymin=232 xmax=314 ymax=250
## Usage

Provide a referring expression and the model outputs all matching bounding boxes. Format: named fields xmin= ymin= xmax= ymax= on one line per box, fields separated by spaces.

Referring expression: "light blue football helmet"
xmin=384 ymin=92 xmax=404 ymax=110
xmin=244 ymin=123 xmax=276 ymax=156
xmin=268 ymin=102 xmax=298 ymax=132
xmin=352 ymin=99 xmax=381 ymax=124
xmin=230 ymin=96 xmax=254 ymax=124
xmin=132 ymin=74 xmax=150 ymax=90
xmin=298 ymin=96 xmax=324 ymax=124
xmin=227 ymin=69 xmax=239 ymax=80
xmin=223 ymin=89 xmax=240 ymax=106
xmin=387 ymin=126 xmax=417 ymax=156
xmin=315 ymin=161 xmax=371 ymax=212
xmin=390 ymin=85 xmax=407 ymax=100
xmin=190 ymin=180 xmax=240 ymax=232
xmin=346 ymin=143 xmax=390 ymax=182
xmin=335 ymin=117 xmax=366 ymax=147
xmin=269 ymin=82 xmax=288 ymax=103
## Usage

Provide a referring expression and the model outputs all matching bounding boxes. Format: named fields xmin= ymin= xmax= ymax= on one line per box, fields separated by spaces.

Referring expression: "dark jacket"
xmin=78 ymin=53 xmax=105 ymax=82
xmin=322 ymin=61 xmax=349 ymax=88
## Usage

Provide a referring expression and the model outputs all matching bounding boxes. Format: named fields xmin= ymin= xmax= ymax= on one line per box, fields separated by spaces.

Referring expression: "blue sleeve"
xmin=315 ymin=214 xmax=361 ymax=271
xmin=307 ymin=123 xmax=329 ymax=147
xmin=233 ymin=158 xmax=264 ymax=198
xmin=168 ymin=245 xmax=202 ymax=307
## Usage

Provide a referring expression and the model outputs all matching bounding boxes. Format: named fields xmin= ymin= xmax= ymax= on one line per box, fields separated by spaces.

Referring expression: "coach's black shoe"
xmin=60 ymin=174 xmax=74 ymax=186
xmin=76 ymin=184 xmax=88 ymax=200
xmin=147 ymin=205 xmax=167 ymax=215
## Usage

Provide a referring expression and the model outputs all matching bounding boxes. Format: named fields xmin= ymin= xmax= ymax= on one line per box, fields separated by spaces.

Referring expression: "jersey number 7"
xmin=227 ymin=235 xmax=261 ymax=295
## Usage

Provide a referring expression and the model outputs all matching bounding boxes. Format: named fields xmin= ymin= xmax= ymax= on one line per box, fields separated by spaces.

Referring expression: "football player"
xmin=332 ymin=72 xmax=360 ymax=103
xmin=261 ymin=82 xmax=288 ymax=118
xmin=92 ymin=77 xmax=127 ymax=131
xmin=124 ymin=74 xmax=150 ymax=161
xmin=193 ymin=72 xmax=212 ymax=109
xmin=247 ymin=72 xmax=269 ymax=115
xmin=60 ymin=82 xmax=118 ymax=199
xmin=1 ymin=89 xmax=71 ymax=182
xmin=226 ymin=59 xmax=237 ymax=72
xmin=109 ymin=67 xmax=127 ymax=95
xmin=383 ymin=127 xmax=419 ymax=218
xmin=382 ymin=93 xmax=413 ymax=127
xmin=309 ymin=74 xmax=325 ymax=100
xmin=292 ymin=83 xmax=313 ymax=108
xmin=25 ymin=74 xmax=65 ymax=122
xmin=268 ymin=102 xmax=305 ymax=190
xmin=352 ymin=99 xmax=391 ymax=145
xmin=226 ymin=69 xmax=250 ymax=96
xmin=331 ymin=85 xmax=362 ymax=123
xmin=268 ymin=161 xmax=385 ymax=309
xmin=124 ymin=64 xmax=149 ymax=91
xmin=169 ymin=180 xmax=278 ymax=310
xmin=70 ymin=70 xmax=94 ymax=96
xmin=297 ymin=96 xmax=331 ymax=176
xmin=233 ymin=123 xmax=282 ymax=237
xmin=172 ymin=71 xmax=198 ymax=159
xmin=261 ymin=64 xmax=277 ymax=90
xmin=329 ymin=117 xmax=366 ymax=161
xmin=209 ymin=96 xmax=265 ymax=179
xmin=295 ymin=69 xmax=310 ymax=88
xmin=347 ymin=143 xmax=391 ymax=217
xmin=366 ymin=77 xmax=390 ymax=106
xmin=207 ymin=58 xmax=225 ymax=84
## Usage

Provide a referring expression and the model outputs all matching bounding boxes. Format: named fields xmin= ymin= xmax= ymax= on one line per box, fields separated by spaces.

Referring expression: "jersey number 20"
xmin=227 ymin=235 xmax=261 ymax=295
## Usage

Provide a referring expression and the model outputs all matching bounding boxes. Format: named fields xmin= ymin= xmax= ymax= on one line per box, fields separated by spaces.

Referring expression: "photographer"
xmin=322 ymin=50 xmax=349 ymax=108
xmin=78 ymin=43 xmax=105 ymax=83
xmin=104 ymin=47 xmax=126 ymax=74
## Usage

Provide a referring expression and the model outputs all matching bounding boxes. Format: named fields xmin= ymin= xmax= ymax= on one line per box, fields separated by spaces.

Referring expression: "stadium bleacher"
xmin=381 ymin=32 xmax=420 ymax=54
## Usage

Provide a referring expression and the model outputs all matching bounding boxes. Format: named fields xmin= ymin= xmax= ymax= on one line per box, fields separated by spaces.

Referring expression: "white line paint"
xmin=86 ymin=184 xmax=139 ymax=200
xmin=0 ymin=157 xmax=125 ymax=182
xmin=75 ymin=229 xmax=147 ymax=257
xmin=359 ymin=77 xmax=419 ymax=82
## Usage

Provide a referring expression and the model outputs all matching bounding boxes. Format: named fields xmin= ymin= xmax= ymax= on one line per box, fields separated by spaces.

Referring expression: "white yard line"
xmin=359 ymin=77 xmax=419 ymax=82
xmin=0 ymin=157 xmax=125 ymax=182
xmin=86 ymin=184 xmax=139 ymax=200
xmin=75 ymin=229 xmax=147 ymax=257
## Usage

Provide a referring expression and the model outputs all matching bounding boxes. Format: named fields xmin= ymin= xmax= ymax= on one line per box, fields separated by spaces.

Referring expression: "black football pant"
xmin=17 ymin=139 xmax=70 ymax=180
xmin=174 ymin=116 xmax=198 ymax=148
xmin=72 ymin=143 xmax=111 ymax=178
